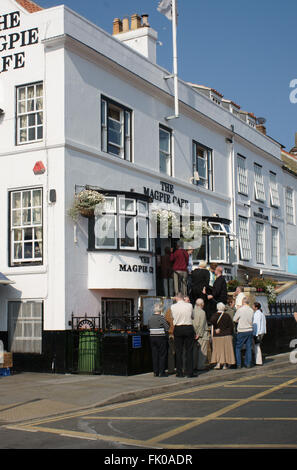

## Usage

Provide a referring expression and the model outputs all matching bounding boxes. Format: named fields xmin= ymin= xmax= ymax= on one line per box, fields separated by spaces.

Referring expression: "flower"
xmin=68 ymin=189 xmax=105 ymax=220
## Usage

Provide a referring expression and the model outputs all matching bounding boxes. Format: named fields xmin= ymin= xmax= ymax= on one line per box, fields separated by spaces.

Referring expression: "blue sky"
xmin=37 ymin=0 xmax=297 ymax=151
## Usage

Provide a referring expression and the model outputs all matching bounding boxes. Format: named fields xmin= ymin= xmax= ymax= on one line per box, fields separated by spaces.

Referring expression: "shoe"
xmin=214 ymin=364 xmax=221 ymax=370
xmin=176 ymin=373 xmax=184 ymax=378
xmin=236 ymin=365 xmax=242 ymax=369
xmin=153 ymin=373 xmax=159 ymax=377
xmin=222 ymin=364 xmax=229 ymax=370
xmin=159 ymin=373 xmax=168 ymax=377
xmin=186 ymin=374 xmax=198 ymax=378
xmin=245 ymin=365 xmax=252 ymax=368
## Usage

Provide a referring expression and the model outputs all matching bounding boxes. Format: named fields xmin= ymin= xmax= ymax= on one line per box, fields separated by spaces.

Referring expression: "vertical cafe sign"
xmin=0 ymin=10 xmax=39 ymax=73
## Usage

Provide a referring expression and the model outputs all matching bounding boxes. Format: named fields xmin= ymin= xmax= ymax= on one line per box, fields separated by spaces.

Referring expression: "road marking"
xmin=146 ymin=375 xmax=297 ymax=445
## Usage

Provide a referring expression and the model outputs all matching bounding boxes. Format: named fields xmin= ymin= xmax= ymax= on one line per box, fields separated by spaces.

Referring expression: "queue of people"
xmin=148 ymin=255 xmax=267 ymax=376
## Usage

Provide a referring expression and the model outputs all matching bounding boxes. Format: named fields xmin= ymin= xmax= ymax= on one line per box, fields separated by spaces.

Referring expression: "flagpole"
xmin=165 ymin=0 xmax=179 ymax=120
xmin=172 ymin=0 xmax=178 ymax=118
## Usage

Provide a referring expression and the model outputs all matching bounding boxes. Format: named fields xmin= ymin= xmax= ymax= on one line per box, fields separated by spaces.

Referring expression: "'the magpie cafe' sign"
xmin=0 ymin=11 xmax=39 ymax=73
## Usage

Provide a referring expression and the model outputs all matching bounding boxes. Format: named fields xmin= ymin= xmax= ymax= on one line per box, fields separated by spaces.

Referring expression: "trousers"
xmin=235 ymin=331 xmax=253 ymax=367
xmin=150 ymin=336 xmax=168 ymax=376
xmin=174 ymin=325 xmax=194 ymax=375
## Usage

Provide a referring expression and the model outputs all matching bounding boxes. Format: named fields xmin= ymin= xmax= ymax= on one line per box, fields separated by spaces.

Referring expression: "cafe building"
xmin=0 ymin=0 xmax=295 ymax=373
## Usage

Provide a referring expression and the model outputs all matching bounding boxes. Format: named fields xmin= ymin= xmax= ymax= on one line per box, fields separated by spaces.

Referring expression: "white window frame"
xmin=285 ymin=187 xmax=295 ymax=225
xmin=159 ymin=126 xmax=172 ymax=176
xmin=208 ymin=222 xmax=226 ymax=233
xmin=8 ymin=301 xmax=43 ymax=354
xmin=238 ymin=216 xmax=251 ymax=261
xmin=271 ymin=226 xmax=279 ymax=266
xmin=256 ymin=222 xmax=265 ymax=264
xmin=10 ymin=188 xmax=43 ymax=266
xmin=209 ymin=235 xmax=227 ymax=263
xmin=193 ymin=141 xmax=213 ymax=190
xmin=16 ymin=82 xmax=43 ymax=145
xmin=237 ymin=155 xmax=248 ymax=195
xmin=269 ymin=172 xmax=280 ymax=207
xmin=254 ymin=164 xmax=266 ymax=202
xmin=95 ymin=213 xmax=117 ymax=249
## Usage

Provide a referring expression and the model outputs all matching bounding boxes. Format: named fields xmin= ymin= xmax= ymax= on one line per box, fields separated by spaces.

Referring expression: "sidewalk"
xmin=0 ymin=352 xmax=293 ymax=425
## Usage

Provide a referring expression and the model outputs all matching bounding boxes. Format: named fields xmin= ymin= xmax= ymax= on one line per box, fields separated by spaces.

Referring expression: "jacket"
xmin=210 ymin=311 xmax=234 ymax=337
xmin=170 ymin=249 xmax=189 ymax=272
xmin=148 ymin=314 xmax=169 ymax=336
xmin=191 ymin=268 xmax=210 ymax=298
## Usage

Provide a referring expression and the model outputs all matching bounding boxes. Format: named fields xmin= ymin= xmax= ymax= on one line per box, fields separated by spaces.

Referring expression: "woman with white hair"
xmin=210 ymin=302 xmax=236 ymax=370
xmin=147 ymin=303 xmax=169 ymax=377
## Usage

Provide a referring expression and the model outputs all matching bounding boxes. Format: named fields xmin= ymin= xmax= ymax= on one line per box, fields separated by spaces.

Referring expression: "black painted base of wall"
xmin=1 ymin=316 xmax=296 ymax=375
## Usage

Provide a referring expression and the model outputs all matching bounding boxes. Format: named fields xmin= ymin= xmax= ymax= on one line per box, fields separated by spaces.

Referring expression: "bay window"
xmin=91 ymin=193 xmax=150 ymax=252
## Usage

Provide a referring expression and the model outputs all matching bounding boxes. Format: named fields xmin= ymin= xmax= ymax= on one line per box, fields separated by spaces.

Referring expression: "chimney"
xmin=256 ymin=124 xmax=267 ymax=135
xmin=122 ymin=17 xmax=130 ymax=32
xmin=131 ymin=14 xmax=142 ymax=30
xmin=112 ymin=14 xmax=158 ymax=64
xmin=142 ymin=14 xmax=149 ymax=27
xmin=289 ymin=132 xmax=297 ymax=155
xmin=113 ymin=18 xmax=122 ymax=35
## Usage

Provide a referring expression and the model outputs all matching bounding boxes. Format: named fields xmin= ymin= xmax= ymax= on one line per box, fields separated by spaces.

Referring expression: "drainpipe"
xmin=227 ymin=133 xmax=238 ymax=278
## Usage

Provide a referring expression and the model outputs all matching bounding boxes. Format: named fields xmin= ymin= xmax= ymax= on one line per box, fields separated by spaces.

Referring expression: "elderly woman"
xmin=210 ymin=302 xmax=236 ymax=370
xmin=147 ymin=303 xmax=169 ymax=377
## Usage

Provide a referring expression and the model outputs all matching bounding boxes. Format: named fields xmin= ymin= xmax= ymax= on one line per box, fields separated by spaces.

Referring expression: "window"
xmin=159 ymin=126 xmax=172 ymax=175
xmin=256 ymin=222 xmax=265 ymax=264
xmin=93 ymin=194 xmax=150 ymax=252
xmin=8 ymin=301 xmax=42 ymax=354
xmin=10 ymin=188 xmax=43 ymax=266
xmin=101 ymin=97 xmax=132 ymax=161
xmin=254 ymin=164 xmax=266 ymax=202
xmin=16 ymin=82 xmax=43 ymax=144
xmin=238 ymin=216 xmax=251 ymax=261
xmin=285 ymin=187 xmax=295 ymax=224
xmin=271 ymin=227 xmax=279 ymax=266
xmin=269 ymin=172 xmax=280 ymax=207
xmin=237 ymin=155 xmax=248 ymax=195
xmin=192 ymin=141 xmax=213 ymax=190
xmin=209 ymin=236 xmax=226 ymax=262
xmin=192 ymin=235 xmax=208 ymax=263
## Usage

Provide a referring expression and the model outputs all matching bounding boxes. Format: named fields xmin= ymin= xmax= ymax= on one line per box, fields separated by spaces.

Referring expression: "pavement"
xmin=0 ymin=352 xmax=294 ymax=426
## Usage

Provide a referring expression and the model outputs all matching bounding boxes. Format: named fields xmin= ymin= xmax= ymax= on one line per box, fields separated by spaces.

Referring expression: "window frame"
xmin=256 ymin=222 xmax=265 ymax=264
xmin=238 ymin=216 xmax=251 ymax=261
xmin=8 ymin=300 xmax=43 ymax=354
xmin=269 ymin=171 xmax=280 ymax=208
xmin=192 ymin=140 xmax=213 ymax=191
xmin=271 ymin=226 xmax=279 ymax=267
xmin=16 ymin=81 xmax=44 ymax=146
xmin=285 ymin=187 xmax=295 ymax=225
xmin=237 ymin=154 xmax=248 ymax=196
xmin=159 ymin=124 xmax=172 ymax=176
xmin=254 ymin=163 xmax=266 ymax=202
xmin=9 ymin=187 xmax=43 ymax=267
xmin=91 ymin=193 xmax=151 ymax=253
xmin=209 ymin=235 xmax=227 ymax=263
xmin=101 ymin=96 xmax=132 ymax=162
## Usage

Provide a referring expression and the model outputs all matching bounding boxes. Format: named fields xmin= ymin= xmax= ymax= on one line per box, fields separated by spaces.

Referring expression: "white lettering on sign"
xmin=0 ymin=11 xmax=39 ymax=73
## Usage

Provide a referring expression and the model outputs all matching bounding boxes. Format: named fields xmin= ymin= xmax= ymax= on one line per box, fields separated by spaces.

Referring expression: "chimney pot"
xmin=131 ymin=13 xmax=141 ymax=30
xmin=113 ymin=18 xmax=122 ymax=35
xmin=142 ymin=14 xmax=149 ymax=27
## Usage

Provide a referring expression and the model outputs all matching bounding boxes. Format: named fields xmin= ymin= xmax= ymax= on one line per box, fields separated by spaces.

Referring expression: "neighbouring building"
xmin=0 ymin=0 xmax=296 ymax=372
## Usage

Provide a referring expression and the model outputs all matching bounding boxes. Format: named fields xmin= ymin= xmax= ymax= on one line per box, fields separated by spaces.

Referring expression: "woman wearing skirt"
xmin=210 ymin=302 xmax=235 ymax=370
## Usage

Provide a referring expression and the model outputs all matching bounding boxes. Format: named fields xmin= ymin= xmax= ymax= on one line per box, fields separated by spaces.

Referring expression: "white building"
xmin=0 ymin=0 xmax=296 ymax=371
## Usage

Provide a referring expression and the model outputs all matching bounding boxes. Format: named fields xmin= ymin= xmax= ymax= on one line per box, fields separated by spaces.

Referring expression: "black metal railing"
xmin=268 ymin=301 xmax=297 ymax=316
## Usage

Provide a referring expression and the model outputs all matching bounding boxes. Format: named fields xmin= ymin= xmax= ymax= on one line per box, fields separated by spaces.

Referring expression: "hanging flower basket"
xmin=68 ymin=189 xmax=105 ymax=221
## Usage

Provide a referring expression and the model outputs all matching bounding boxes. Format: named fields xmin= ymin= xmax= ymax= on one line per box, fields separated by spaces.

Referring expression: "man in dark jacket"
xmin=206 ymin=266 xmax=227 ymax=322
xmin=170 ymin=244 xmax=189 ymax=296
xmin=148 ymin=303 xmax=169 ymax=377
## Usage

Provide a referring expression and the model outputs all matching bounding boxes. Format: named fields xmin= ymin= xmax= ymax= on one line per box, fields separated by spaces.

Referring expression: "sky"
xmin=36 ymin=0 xmax=297 ymax=152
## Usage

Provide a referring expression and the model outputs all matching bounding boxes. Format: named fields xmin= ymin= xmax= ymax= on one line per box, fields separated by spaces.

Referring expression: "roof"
xmin=282 ymin=150 xmax=297 ymax=174
xmin=15 ymin=0 xmax=43 ymax=13
xmin=0 ymin=272 xmax=15 ymax=285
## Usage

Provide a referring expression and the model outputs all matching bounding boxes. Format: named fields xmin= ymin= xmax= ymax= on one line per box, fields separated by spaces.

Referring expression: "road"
xmin=2 ymin=363 xmax=297 ymax=450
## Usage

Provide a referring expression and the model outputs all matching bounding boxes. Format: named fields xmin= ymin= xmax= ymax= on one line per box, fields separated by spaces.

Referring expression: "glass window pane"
xmin=120 ymin=216 xmax=136 ymax=248
xmin=14 ymin=243 xmax=22 ymax=259
xmin=95 ymin=215 xmax=116 ymax=248
xmin=210 ymin=236 xmax=226 ymax=262
xmin=12 ymin=192 xmax=21 ymax=209
xmin=159 ymin=128 xmax=170 ymax=152
xmin=138 ymin=218 xmax=148 ymax=250
xmin=28 ymin=127 xmax=36 ymax=141
xmin=24 ymin=242 xmax=33 ymax=259
xmin=28 ymin=114 xmax=36 ymax=127
xmin=12 ymin=210 xmax=21 ymax=226
xmin=18 ymin=87 xmax=26 ymax=100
